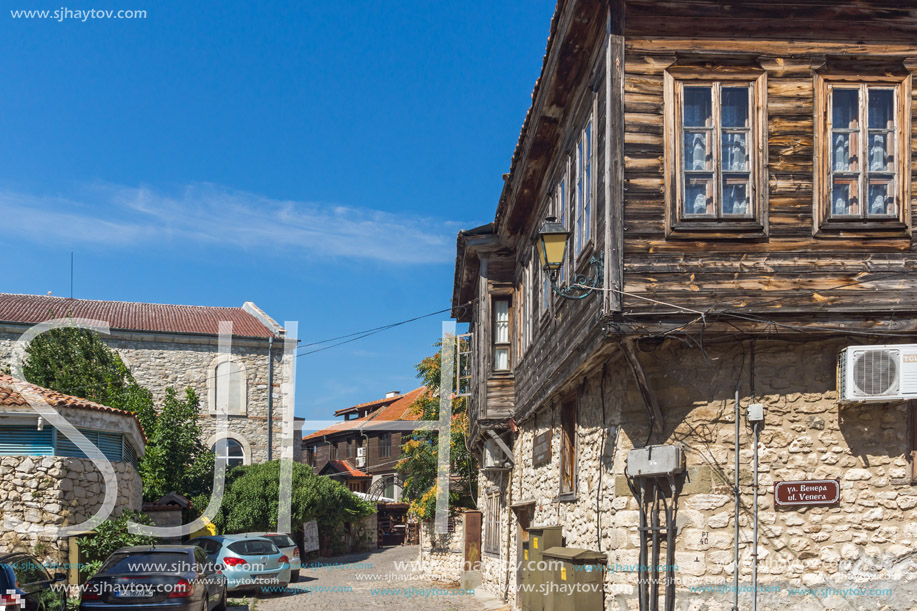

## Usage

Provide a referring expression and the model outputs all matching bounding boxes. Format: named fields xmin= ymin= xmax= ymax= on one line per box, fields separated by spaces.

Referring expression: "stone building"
xmin=303 ymin=387 xmax=426 ymax=500
xmin=0 ymin=373 xmax=145 ymax=569
xmin=451 ymin=1 xmax=917 ymax=609
xmin=0 ymin=293 xmax=299 ymax=465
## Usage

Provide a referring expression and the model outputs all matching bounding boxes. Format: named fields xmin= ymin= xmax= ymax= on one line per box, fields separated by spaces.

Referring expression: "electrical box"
xmin=527 ymin=526 xmax=563 ymax=611
xmin=626 ymin=444 xmax=685 ymax=478
xmin=542 ymin=547 xmax=607 ymax=611
xmin=747 ymin=403 xmax=764 ymax=422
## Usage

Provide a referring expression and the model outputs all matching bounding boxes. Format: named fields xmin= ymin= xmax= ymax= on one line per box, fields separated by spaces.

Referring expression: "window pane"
xmin=831 ymin=178 xmax=859 ymax=215
xmin=722 ymin=177 xmax=749 ymax=215
xmin=867 ymin=179 xmax=896 ymax=216
xmin=721 ymin=87 xmax=749 ymax=128
xmin=832 ymin=132 xmax=858 ymax=171
xmin=721 ymin=132 xmax=748 ymax=171
xmin=494 ymin=348 xmax=508 ymax=371
xmin=684 ymin=176 xmax=713 ymax=215
xmin=832 ymin=89 xmax=859 ymax=129
xmin=868 ymin=131 xmax=894 ymax=172
xmin=684 ymin=131 xmax=709 ymax=170
xmin=494 ymin=300 xmax=509 ymax=343
xmin=868 ymin=89 xmax=894 ymax=129
xmin=683 ymin=86 xmax=712 ymax=127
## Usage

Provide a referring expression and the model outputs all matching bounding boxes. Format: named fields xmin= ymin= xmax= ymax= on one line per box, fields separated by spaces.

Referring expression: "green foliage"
xmin=23 ymin=325 xmax=212 ymax=503
xmin=398 ymin=339 xmax=477 ymax=519
xmin=22 ymin=326 xmax=155 ymax=422
xmin=203 ymin=461 xmax=374 ymax=534
xmin=140 ymin=388 xmax=214 ymax=502
xmin=76 ymin=511 xmax=156 ymax=580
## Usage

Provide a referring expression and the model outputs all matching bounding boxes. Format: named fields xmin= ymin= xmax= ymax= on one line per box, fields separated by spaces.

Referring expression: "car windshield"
xmin=227 ymin=540 xmax=277 ymax=556
xmin=263 ymin=535 xmax=294 ymax=548
xmin=0 ymin=564 xmax=16 ymax=590
xmin=101 ymin=553 xmax=191 ymax=574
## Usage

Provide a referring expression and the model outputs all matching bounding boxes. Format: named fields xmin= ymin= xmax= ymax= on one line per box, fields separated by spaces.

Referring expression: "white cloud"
xmin=0 ymin=182 xmax=458 ymax=264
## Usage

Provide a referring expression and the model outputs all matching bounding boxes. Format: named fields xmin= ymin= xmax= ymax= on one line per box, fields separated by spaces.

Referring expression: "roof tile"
xmin=0 ymin=294 xmax=276 ymax=338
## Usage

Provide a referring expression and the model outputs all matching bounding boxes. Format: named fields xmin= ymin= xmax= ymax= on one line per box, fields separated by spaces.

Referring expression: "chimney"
xmin=385 ymin=390 xmax=400 ymax=398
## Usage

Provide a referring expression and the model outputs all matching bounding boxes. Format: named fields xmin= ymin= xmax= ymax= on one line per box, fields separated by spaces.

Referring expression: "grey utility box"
xmin=626 ymin=444 xmax=685 ymax=477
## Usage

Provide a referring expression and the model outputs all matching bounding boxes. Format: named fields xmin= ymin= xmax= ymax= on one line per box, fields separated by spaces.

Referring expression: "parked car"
xmin=232 ymin=534 xmax=301 ymax=582
xmin=79 ymin=545 xmax=226 ymax=611
xmin=0 ymin=553 xmax=66 ymax=611
xmin=186 ymin=536 xmax=290 ymax=593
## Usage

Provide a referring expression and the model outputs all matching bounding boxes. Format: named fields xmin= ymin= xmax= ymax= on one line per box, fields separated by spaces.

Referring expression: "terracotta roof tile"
xmin=327 ymin=460 xmax=370 ymax=478
xmin=0 ymin=294 xmax=276 ymax=338
xmin=0 ymin=373 xmax=147 ymax=441
xmin=302 ymin=386 xmax=427 ymax=441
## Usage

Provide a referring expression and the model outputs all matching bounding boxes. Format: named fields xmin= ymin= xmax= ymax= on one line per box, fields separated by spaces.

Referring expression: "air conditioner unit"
xmin=838 ymin=344 xmax=917 ymax=403
xmin=355 ymin=456 xmax=366 ymax=468
xmin=357 ymin=446 xmax=366 ymax=457
xmin=482 ymin=439 xmax=512 ymax=470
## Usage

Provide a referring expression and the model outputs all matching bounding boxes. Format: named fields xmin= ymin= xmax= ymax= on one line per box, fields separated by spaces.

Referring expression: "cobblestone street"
xmin=249 ymin=545 xmax=509 ymax=611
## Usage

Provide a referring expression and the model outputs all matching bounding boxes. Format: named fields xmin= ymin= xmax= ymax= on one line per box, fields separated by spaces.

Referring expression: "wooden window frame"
xmin=814 ymin=72 xmax=912 ymax=237
xmin=492 ymin=296 xmax=512 ymax=372
xmin=573 ymin=100 xmax=597 ymax=260
xmin=380 ymin=432 xmax=392 ymax=459
xmin=560 ymin=400 xmax=577 ymax=496
xmin=483 ymin=491 xmax=501 ymax=556
xmin=664 ymin=68 xmax=768 ymax=239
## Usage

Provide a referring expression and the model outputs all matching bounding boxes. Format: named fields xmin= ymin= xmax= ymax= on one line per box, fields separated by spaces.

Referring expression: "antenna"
xmin=70 ymin=252 xmax=73 ymax=299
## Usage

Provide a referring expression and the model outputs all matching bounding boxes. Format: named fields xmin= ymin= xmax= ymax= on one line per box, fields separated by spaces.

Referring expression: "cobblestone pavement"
xmin=249 ymin=545 xmax=510 ymax=610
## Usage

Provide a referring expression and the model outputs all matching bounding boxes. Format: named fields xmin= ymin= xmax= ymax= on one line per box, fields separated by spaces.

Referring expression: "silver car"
xmin=188 ymin=536 xmax=290 ymax=594
xmin=234 ymin=533 xmax=301 ymax=582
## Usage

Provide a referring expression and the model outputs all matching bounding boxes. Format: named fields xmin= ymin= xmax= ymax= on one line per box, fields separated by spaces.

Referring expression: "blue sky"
xmin=1 ymin=1 xmax=556 ymax=421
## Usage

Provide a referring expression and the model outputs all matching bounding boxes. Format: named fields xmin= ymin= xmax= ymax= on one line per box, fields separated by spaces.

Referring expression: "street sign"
xmin=774 ymin=479 xmax=840 ymax=507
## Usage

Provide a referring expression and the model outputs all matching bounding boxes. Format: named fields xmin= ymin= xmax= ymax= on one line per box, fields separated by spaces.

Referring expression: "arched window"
xmin=212 ymin=438 xmax=244 ymax=469
xmin=213 ymin=360 xmax=246 ymax=416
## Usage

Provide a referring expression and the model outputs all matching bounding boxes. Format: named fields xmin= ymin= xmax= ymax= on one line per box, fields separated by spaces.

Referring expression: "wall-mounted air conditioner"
xmin=356 ymin=456 xmax=366 ymax=468
xmin=357 ymin=446 xmax=366 ymax=457
xmin=838 ymin=344 xmax=917 ymax=403
xmin=481 ymin=438 xmax=512 ymax=470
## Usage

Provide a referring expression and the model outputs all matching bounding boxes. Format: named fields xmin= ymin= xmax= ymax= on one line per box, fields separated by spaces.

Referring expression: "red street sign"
xmin=774 ymin=479 xmax=840 ymax=507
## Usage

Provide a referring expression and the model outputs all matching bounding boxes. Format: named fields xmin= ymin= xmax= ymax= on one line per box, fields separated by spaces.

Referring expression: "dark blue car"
xmin=79 ymin=546 xmax=226 ymax=611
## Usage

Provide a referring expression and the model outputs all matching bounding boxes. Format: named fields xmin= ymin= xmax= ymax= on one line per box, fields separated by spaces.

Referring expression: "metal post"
xmin=752 ymin=420 xmax=760 ymax=611
xmin=267 ymin=336 xmax=274 ymax=461
xmin=733 ymin=389 xmax=740 ymax=611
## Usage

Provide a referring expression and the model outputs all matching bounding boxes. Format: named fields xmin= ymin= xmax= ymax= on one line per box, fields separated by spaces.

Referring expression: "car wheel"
xmin=290 ymin=571 xmax=299 ymax=582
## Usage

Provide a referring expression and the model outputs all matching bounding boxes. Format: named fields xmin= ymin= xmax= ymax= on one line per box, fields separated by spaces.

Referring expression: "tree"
xmin=22 ymin=326 xmax=156 ymax=431
xmin=140 ymin=388 xmax=214 ymax=502
xmin=76 ymin=511 xmax=156 ymax=580
xmin=397 ymin=339 xmax=477 ymax=519
xmin=196 ymin=461 xmax=374 ymax=535
xmin=22 ymin=325 xmax=212 ymax=502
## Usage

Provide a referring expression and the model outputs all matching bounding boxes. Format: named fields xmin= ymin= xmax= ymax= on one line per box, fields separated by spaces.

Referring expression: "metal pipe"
xmin=638 ymin=479 xmax=648 ymax=611
xmin=752 ymin=420 xmax=760 ymax=611
xmin=732 ymin=388 xmax=740 ymax=611
xmin=650 ymin=484 xmax=660 ymax=611
xmin=267 ymin=336 xmax=274 ymax=461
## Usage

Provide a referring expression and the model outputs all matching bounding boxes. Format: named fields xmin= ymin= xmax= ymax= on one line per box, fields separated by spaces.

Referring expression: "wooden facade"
xmin=452 ymin=2 xmax=917 ymax=606
xmin=454 ymin=0 xmax=917 ymax=440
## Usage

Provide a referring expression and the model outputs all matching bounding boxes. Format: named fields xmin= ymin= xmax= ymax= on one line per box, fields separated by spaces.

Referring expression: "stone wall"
xmin=482 ymin=338 xmax=917 ymax=610
xmin=0 ymin=455 xmax=142 ymax=565
xmin=418 ymin=514 xmax=466 ymax=583
xmin=0 ymin=328 xmax=299 ymax=464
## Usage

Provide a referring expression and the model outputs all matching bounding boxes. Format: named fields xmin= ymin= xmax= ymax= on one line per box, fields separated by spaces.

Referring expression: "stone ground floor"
xmin=254 ymin=545 xmax=510 ymax=611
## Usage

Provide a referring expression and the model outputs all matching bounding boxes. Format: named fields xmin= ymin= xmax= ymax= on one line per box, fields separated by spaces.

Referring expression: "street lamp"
xmin=536 ymin=216 xmax=604 ymax=300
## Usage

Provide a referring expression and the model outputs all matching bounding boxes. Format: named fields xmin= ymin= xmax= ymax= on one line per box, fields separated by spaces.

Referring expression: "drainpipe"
xmin=267 ymin=336 xmax=274 ymax=461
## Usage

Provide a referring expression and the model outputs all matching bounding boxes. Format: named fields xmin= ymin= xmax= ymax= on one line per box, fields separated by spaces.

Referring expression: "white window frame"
xmin=573 ymin=102 xmax=596 ymax=259
xmin=493 ymin=297 xmax=511 ymax=371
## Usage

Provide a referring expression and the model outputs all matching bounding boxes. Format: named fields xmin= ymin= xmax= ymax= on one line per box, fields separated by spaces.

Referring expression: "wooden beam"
xmin=620 ymin=339 xmax=665 ymax=433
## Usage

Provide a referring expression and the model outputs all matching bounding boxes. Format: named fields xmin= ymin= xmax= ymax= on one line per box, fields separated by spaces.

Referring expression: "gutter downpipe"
xmin=732 ymin=388 xmax=740 ymax=611
xmin=753 ymin=418 xmax=760 ymax=611
xmin=267 ymin=336 xmax=274 ymax=461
